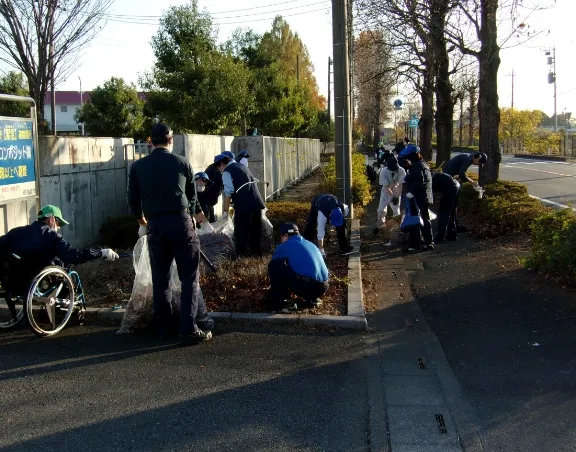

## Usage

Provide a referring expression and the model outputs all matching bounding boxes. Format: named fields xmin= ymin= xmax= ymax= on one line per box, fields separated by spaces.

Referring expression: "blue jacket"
xmin=271 ymin=235 xmax=329 ymax=282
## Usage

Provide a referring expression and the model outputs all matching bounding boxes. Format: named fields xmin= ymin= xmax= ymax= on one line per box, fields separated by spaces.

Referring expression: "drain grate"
xmin=435 ymin=414 xmax=448 ymax=434
xmin=405 ymin=318 xmax=414 ymax=328
xmin=418 ymin=357 xmax=427 ymax=369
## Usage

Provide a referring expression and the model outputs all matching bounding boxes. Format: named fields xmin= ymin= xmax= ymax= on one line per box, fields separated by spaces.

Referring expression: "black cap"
xmin=150 ymin=123 xmax=173 ymax=139
xmin=478 ymin=152 xmax=488 ymax=165
xmin=279 ymin=222 xmax=299 ymax=235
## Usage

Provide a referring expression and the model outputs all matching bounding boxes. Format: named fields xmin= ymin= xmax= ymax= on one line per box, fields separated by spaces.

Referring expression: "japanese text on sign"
xmin=0 ymin=118 xmax=36 ymax=202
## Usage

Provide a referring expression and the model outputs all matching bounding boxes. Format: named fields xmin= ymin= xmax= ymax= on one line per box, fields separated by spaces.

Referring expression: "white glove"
xmin=101 ymin=249 xmax=119 ymax=261
xmin=138 ymin=225 xmax=147 ymax=237
xmin=318 ymin=248 xmax=327 ymax=258
xmin=406 ymin=192 xmax=414 ymax=199
xmin=221 ymin=212 xmax=229 ymax=220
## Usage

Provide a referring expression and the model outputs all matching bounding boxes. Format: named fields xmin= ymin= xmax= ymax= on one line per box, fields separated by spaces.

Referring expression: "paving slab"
xmin=387 ymin=405 xmax=461 ymax=447
xmin=384 ymin=375 xmax=445 ymax=407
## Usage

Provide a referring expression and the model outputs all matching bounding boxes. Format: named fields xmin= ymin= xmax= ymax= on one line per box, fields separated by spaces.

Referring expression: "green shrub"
xmin=266 ymin=201 xmax=310 ymax=232
xmin=524 ymin=209 xmax=576 ymax=279
xmin=459 ymin=180 xmax=547 ymax=234
xmin=321 ymin=152 xmax=373 ymax=207
xmin=100 ymin=215 xmax=138 ymax=249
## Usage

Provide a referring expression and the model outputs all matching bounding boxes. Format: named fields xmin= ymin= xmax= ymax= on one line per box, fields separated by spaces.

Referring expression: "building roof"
xmin=45 ymin=91 xmax=146 ymax=104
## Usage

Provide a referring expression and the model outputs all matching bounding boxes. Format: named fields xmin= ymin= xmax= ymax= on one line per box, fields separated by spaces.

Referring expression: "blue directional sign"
xmin=0 ymin=117 xmax=36 ymax=202
xmin=393 ymin=99 xmax=403 ymax=108
xmin=409 ymin=119 xmax=419 ymax=127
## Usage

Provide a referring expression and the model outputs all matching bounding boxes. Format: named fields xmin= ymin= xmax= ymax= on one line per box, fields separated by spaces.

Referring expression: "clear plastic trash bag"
xmin=116 ymin=217 xmax=234 ymax=335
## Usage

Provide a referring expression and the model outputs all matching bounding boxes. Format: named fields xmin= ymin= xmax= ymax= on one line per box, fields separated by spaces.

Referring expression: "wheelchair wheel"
xmin=0 ymin=294 xmax=24 ymax=329
xmin=25 ymin=266 xmax=76 ymax=337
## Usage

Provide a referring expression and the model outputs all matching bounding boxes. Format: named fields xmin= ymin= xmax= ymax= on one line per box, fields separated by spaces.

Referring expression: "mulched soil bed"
xmin=77 ymin=168 xmax=350 ymax=316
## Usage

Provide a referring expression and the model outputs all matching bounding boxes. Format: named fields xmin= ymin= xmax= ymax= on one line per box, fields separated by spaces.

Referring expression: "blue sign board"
xmin=393 ymin=99 xmax=403 ymax=108
xmin=409 ymin=119 xmax=419 ymax=127
xmin=0 ymin=118 xmax=36 ymax=202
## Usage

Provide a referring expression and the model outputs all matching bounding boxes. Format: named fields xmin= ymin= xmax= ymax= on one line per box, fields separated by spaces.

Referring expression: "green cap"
xmin=37 ymin=205 xmax=69 ymax=225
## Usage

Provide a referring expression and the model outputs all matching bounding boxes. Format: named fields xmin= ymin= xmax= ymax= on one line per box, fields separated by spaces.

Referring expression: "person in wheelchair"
xmin=0 ymin=205 xmax=119 ymax=295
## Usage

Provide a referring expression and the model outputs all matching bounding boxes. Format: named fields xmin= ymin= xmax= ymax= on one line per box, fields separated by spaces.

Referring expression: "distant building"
xmin=44 ymin=91 xmax=146 ymax=134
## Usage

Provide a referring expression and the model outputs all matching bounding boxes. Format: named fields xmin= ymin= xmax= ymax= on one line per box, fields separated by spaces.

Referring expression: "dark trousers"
xmin=408 ymin=196 xmax=433 ymax=247
xmin=147 ymin=212 xmax=213 ymax=335
xmin=267 ymin=259 xmax=329 ymax=310
xmin=303 ymin=204 xmax=348 ymax=251
xmin=201 ymin=204 xmax=215 ymax=223
xmin=435 ymin=186 xmax=459 ymax=240
xmin=234 ymin=208 xmax=262 ymax=257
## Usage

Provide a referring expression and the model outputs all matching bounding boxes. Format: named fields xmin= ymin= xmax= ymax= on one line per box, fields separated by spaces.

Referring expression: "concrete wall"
xmin=233 ymin=136 xmax=321 ymax=200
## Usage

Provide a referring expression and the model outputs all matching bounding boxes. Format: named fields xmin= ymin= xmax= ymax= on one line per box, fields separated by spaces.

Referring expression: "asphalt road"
xmin=491 ymin=155 xmax=576 ymax=208
xmin=0 ymin=324 xmax=371 ymax=452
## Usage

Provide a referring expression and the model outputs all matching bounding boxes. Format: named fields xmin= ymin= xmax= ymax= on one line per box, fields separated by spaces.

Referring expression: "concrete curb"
xmin=84 ymin=308 xmax=367 ymax=331
xmin=513 ymin=153 xmax=568 ymax=162
xmin=84 ymin=219 xmax=367 ymax=331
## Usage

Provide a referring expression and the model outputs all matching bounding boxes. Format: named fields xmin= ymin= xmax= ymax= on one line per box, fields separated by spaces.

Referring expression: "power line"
xmin=102 ymin=1 xmax=326 ymax=23
xmin=107 ymin=0 xmax=305 ymax=18
xmin=102 ymin=7 xmax=329 ymax=27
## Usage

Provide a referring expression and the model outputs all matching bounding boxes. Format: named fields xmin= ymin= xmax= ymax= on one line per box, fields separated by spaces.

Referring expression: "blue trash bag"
xmin=400 ymin=197 xmax=424 ymax=233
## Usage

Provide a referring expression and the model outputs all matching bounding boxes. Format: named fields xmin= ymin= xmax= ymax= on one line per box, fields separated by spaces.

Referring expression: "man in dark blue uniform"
xmin=442 ymin=152 xmax=487 ymax=185
xmin=215 ymin=153 xmax=266 ymax=257
xmin=127 ymin=123 xmax=213 ymax=346
xmin=0 ymin=205 xmax=118 ymax=294
xmin=442 ymin=152 xmax=487 ymax=233
xmin=268 ymin=223 xmax=329 ymax=313
xmin=197 ymin=163 xmax=223 ymax=223
xmin=432 ymin=172 xmax=460 ymax=242
xmin=303 ymin=193 xmax=353 ymax=257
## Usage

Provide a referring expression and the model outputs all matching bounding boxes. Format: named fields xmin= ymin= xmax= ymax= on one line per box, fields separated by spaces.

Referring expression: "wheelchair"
xmin=0 ymin=253 xmax=86 ymax=337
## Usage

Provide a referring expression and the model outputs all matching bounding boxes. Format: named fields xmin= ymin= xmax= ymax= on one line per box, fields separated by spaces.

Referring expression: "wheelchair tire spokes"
xmin=0 ymin=295 xmax=24 ymax=329
xmin=25 ymin=267 xmax=75 ymax=337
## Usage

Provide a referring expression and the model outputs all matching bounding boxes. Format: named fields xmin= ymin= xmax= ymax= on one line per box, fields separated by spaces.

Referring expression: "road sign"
xmin=0 ymin=117 xmax=37 ymax=203
xmin=393 ymin=99 xmax=403 ymax=108
xmin=408 ymin=119 xmax=419 ymax=128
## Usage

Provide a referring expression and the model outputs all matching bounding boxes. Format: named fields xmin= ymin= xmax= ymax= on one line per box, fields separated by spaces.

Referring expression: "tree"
xmin=302 ymin=110 xmax=334 ymax=143
xmin=75 ymin=77 xmax=144 ymax=138
xmin=0 ymin=0 xmax=111 ymax=129
xmin=0 ymin=71 xmax=30 ymax=117
xmin=354 ymin=31 xmax=394 ymax=148
xmin=142 ymin=1 xmax=251 ymax=134
xmin=444 ymin=0 xmax=552 ymax=184
xmin=228 ymin=17 xmax=325 ymax=137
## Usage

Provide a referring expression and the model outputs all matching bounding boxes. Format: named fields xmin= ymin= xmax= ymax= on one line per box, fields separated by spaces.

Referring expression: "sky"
xmin=55 ymin=0 xmax=573 ymax=118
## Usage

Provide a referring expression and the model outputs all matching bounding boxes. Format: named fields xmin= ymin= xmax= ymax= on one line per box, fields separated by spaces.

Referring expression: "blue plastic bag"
xmin=400 ymin=197 xmax=424 ymax=232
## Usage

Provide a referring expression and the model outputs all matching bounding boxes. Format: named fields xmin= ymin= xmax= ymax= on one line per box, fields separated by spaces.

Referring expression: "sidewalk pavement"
xmin=360 ymin=194 xmax=484 ymax=452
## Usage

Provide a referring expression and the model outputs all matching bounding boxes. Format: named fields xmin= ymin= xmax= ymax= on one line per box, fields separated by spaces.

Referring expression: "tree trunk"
xmin=419 ymin=70 xmax=435 ymax=161
xmin=459 ymin=98 xmax=464 ymax=146
xmin=467 ymin=85 xmax=477 ymax=146
xmin=430 ymin=0 xmax=453 ymax=167
xmin=478 ymin=0 xmax=501 ymax=185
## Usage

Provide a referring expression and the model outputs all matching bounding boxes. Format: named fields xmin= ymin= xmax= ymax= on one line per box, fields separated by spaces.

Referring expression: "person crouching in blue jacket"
xmin=268 ymin=223 xmax=330 ymax=313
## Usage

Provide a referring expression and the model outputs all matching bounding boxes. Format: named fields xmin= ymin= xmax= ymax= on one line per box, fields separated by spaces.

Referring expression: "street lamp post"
xmin=545 ymin=47 xmax=557 ymax=131
xmin=78 ymin=76 xmax=84 ymax=136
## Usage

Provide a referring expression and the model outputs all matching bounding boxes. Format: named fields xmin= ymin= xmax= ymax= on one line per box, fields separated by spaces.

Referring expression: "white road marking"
xmin=501 ymin=165 xmax=576 ymax=178
xmin=529 ymin=195 xmax=576 ymax=211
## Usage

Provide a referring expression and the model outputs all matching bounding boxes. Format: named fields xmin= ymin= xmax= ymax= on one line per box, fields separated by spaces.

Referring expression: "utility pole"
xmin=545 ymin=47 xmax=557 ymax=131
xmin=505 ymin=69 xmax=515 ymax=150
xmin=78 ymin=76 xmax=84 ymax=136
xmin=331 ymin=0 xmax=353 ymax=210
xmin=327 ymin=57 xmax=332 ymax=120
xmin=504 ymin=69 xmax=515 ymax=109
xmin=553 ymin=47 xmax=557 ymax=132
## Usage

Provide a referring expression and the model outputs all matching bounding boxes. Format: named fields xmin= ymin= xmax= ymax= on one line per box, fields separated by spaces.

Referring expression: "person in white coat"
xmin=237 ymin=150 xmax=249 ymax=167
xmin=375 ymin=155 xmax=406 ymax=245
